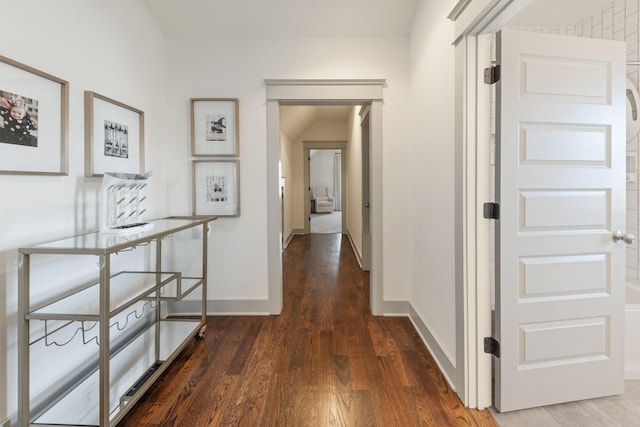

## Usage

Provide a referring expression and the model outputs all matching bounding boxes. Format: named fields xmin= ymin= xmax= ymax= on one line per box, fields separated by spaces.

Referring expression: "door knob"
xmin=613 ymin=231 xmax=635 ymax=244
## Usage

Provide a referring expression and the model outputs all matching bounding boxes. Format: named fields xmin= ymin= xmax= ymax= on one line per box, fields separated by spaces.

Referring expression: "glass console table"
xmin=17 ymin=216 xmax=216 ymax=427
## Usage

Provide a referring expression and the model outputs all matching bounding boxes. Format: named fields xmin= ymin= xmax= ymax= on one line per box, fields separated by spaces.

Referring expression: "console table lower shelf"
xmin=32 ymin=319 xmax=202 ymax=426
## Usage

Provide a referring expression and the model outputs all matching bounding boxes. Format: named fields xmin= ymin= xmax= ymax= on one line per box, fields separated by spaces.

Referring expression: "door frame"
xmin=450 ymin=0 xmax=621 ymax=410
xmin=265 ymin=79 xmax=385 ymax=315
xmin=303 ymin=141 xmax=347 ymax=234
xmin=360 ymin=105 xmax=372 ymax=271
xmin=450 ymin=0 xmax=547 ymax=410
xmin=453 ymin=32 xmax=494 ymax=410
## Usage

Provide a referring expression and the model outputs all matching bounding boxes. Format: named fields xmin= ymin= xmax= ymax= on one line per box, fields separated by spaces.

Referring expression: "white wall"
xmin=163 ymin=37 xmax=412 ymax=305
xmin=408 ymin=0 xmax=459 ymax=377
xmin=0 ymin=0 xmax=168 ymax=422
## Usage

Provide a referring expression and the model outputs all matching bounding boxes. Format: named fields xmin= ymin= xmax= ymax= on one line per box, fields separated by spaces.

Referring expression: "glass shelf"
xmin=19 ymin=217 xmax=215 ymax=255
xmin=27 ymin=272 xmax=179 ymax=320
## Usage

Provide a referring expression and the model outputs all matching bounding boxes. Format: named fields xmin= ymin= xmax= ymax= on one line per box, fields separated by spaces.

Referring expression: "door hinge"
xmin=483 ymin=202 xmax=500 ymax=220
xmin=484 ymin=337 xmax=500 ymax=358
xmin=484 ymin=65 xmax=500 ymax=84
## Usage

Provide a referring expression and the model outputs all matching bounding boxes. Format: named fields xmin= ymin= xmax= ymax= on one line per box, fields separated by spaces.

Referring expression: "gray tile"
xmin=492 ymin=381 xmax=640 ymax=427
xmin=543 ymin=401 xmax=620 ymax=427
xmin=491 ymin=407 xmax=562 ymax=427
xmin=589 ymin=397 xmax=640 ymax=426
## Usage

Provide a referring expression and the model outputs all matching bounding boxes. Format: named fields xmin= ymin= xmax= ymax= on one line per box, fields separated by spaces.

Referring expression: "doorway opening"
xmin=308 ymin=148 xmax=344 ymax=234
xmin=265 ymin=79 xmax=384 ymax=315
xmin=279 ymin=104 xmax=368 ymax=265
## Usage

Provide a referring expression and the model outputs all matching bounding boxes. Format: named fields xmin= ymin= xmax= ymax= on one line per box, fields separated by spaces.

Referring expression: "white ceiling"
xmin=143 ymin=0 xmax=615 ymax=39
xmin=142 ymin=0 xmax=420 ymax=38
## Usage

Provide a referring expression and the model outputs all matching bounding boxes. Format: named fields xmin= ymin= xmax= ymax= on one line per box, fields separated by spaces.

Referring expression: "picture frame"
xmin=192 ymin=160 xmax=240 ymax=216
xmin=190 ymin=98 xmax=239 ymax=157
xmin=84 ymin=91 xmax=144 ymax=177
xmin=0 ymin=55 xmax=68 ymax=175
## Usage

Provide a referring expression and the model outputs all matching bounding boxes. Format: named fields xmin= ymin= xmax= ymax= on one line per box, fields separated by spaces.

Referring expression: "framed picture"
xmin=192 ymin=160 xmax=240 ymax=216
xmin=190 ymin=98 xmax=239 ymax=157
xmin=0 ymin=55 xmax=68 ymax=175
xmin=85 ymin=91 xmax=144 ymax=177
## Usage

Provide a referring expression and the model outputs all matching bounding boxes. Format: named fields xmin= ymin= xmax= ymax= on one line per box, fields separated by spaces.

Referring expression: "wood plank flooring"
xmin=119 ymin=233 xmax=497 ymax=426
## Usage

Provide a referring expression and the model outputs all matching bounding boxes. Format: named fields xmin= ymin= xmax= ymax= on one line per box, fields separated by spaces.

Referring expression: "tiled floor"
xmin=492 ymin=381 xmax=640 ymax=426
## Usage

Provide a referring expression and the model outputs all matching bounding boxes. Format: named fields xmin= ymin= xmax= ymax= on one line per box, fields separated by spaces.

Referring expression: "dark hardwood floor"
xmin=119 ymin=234 xmax=497 ymax=426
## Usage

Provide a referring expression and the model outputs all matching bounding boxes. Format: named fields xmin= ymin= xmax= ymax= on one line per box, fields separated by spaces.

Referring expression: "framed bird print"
xmin=190 ymin=98 xmax=239 ymax=157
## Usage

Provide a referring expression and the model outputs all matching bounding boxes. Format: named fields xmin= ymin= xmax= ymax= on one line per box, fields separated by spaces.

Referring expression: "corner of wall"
xmin=382 ymin=300 xmax=410 ymax=315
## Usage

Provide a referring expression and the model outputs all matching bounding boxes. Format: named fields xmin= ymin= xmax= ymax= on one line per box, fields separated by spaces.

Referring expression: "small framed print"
xmin=85 ymin=91 xmax=144 ymax=177
xmin=190 ymin=98 xmax=239 ymax=157
xmin=0 ymin=55 xmax=68 ymax=175
xmin=193 ymin=160 xmax=240 ymax=217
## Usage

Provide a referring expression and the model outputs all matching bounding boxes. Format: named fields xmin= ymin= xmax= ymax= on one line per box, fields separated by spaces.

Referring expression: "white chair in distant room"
xmin=312 ymin=187 xmax=334 ymax=213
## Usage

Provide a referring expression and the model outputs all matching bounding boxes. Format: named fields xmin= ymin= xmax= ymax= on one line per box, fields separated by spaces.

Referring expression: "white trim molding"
xmin=170 ymin=300 xmax=271 ymax=316
xmin=265 ymin=79 xmax=385 ymax=102
xmin=347 ymin=229 xmax=364 ymax=268
xmin=447 ymin=0 xmax=472 ymax=21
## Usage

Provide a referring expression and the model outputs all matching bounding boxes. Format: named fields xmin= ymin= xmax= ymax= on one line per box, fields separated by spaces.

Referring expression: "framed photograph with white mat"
xmin=190 ymin=98 xmax=239 ymax=157
xmin=192 ymin=160 xmax=240 ymax=216
xmin=84 ymin=91 xmax=144 ymax=177
xmin=0 ymin=54 xmax=68 ymax=175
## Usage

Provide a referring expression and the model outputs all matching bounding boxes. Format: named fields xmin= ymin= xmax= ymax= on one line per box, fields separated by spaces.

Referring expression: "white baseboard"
xmin=382 ymin=300 xmax=457 ymax=392
xmin=346 ymin=230 xmax=364 ymax=268
xmin=169 ymin=299 xmax=271 ymax=315
xmin=173 ymin=299 xmax=409 ymax=317
xmin=625 ymin=369 xmax=640 ymax=380
xmin=382 ymin=300 xmax=410 ymax=315
xmin=2 ymin=414 xmax=13 ymax=427
xmin=284 ymin=231 xmax=294 ymax=248
xmin=408 ymin=303 xmax=457 ymax=392
xmin=284 ymin=228 xmax=305 ymax=248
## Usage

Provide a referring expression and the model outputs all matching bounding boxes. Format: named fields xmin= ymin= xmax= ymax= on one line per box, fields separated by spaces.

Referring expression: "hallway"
xmin=119 ymin=234 xmax=496 ymax=426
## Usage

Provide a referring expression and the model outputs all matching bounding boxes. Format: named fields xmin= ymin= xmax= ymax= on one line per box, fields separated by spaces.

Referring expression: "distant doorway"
xmin=306 ymin=145 xmax=345 ymax=234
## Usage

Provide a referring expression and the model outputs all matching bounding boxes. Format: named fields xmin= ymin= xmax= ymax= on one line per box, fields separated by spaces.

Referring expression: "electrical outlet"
xmin=81 ymin=383 xmax=98 ymax=410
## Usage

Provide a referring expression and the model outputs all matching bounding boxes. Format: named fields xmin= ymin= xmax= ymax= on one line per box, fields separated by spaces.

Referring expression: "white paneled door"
xmin=494 ymin=30 xmax=627 ymax=412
